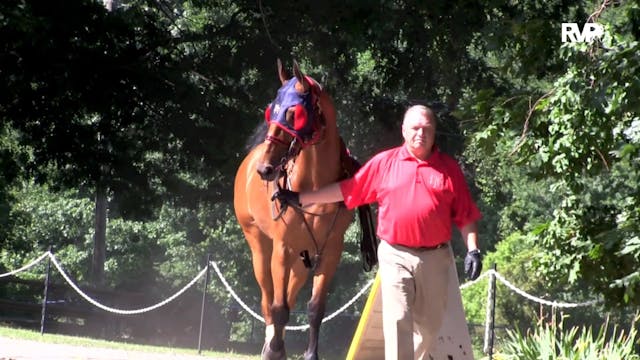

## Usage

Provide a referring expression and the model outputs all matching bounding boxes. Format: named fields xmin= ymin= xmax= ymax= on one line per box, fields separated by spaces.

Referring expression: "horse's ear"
xmin=293 ymin=60 xmax=310 ymax=93
xmin=277 ymin=59 xmax=288 ymax=85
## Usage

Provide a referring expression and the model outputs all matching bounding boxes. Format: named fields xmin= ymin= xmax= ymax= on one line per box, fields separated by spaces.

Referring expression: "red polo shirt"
xmin=339 ymin=145 xmax=481 ymax=248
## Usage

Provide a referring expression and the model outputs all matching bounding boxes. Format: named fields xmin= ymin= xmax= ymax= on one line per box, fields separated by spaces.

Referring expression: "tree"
xmin=0 ymin=0 xmax=276 ymax=281
xmin=459 ymin=0 xmax=640 ymax=306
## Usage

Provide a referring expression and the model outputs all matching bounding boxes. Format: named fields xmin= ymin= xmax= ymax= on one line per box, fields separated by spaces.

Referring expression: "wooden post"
xmin=483 ymin=264 xmax=497 ymax=358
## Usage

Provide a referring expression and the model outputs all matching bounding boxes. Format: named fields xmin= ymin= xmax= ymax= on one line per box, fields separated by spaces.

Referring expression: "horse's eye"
xmin=284 ymin=107 xmax=296 ymax=124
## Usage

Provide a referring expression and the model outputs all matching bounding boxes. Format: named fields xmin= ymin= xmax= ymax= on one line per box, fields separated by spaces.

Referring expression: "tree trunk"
xmin=91 ymin=186 xmax=107 ymax=286
xmin=90 ymin=0 xmax=118 ymax=288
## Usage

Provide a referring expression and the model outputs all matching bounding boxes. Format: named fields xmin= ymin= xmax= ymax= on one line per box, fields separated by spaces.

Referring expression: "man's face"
xmin=402 ymin=109 xmax=436 ymax=159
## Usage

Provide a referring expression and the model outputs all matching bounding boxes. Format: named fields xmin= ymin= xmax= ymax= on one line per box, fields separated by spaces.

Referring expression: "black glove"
xmin=464 ymin=249 xmax=482 ymax=280
xmin=271 ymin=189 xmax=301 ymax=208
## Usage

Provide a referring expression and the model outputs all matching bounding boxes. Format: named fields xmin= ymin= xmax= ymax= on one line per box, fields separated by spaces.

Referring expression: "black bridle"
xmin=266 ymin=132 xmax=342 ymax=273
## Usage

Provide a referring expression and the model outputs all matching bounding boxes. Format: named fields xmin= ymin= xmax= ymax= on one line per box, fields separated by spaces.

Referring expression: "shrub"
xmin=494 ymin=314 xmax=639 ymax=360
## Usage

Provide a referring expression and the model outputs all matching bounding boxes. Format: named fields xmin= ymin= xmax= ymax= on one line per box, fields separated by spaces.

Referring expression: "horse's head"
xmin=257 ymin=60 xmax=323 ymax=181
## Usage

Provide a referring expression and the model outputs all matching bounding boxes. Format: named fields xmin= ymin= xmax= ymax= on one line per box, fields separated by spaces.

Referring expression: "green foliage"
xmin=0 ymin=124 xmax=27 ymax=246
xmin=0 ymin=0 xmax=271 ymax=218
xmin=460 ymin=0 xmax=640 ymax=307
xmin=462 ymin=232 xmax=545 ymax=330
xmin=528 ymin=20 xmax=640 ymax=305
xmin=103 ymin=218 xmax=162 ymax=289
xmin=495 ymin=315 xmax=640 ymax=360
xmin=1 ymin=181 xmax=94 ymax=280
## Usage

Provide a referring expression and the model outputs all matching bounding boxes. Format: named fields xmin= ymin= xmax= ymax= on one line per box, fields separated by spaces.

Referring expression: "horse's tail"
xmin=357 ymin=205 xmax=378 ymax=272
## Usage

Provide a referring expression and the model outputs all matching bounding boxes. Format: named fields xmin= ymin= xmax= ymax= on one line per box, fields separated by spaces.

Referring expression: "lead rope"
xmin=297 ymin=203 xmax=342 ymax=272
xmin=267 ymin=137 xmax=344 ymax=272
xmin=271 ymin=180 xmax=343 ymax=273
xmin=269 ymin=172 xmax=343 ymax=272
xmin=270 ymin=162 xmax=288 ymax=221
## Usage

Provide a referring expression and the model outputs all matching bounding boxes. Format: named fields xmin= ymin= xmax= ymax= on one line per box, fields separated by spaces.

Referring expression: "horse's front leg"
xmin=303 ymin=255 xmax=340 ymax=360
xmin=303 ymin=290 xmax=326 ymax=360
xmin=262 ymin=242 xmax=290 ymax=360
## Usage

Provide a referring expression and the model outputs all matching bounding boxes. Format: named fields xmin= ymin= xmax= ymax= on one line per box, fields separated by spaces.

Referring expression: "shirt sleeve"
xmin=449 ymin=159 xmax=482 ymax=228
xmin=339 ymin=152 xmax=386 ymax=210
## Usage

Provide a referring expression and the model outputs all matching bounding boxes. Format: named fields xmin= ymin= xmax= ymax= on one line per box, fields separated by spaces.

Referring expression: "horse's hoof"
xmin=261 ymin=341 xmax=286 ymax=360
xmin=303 ymin=351 xmax=318 ymax=360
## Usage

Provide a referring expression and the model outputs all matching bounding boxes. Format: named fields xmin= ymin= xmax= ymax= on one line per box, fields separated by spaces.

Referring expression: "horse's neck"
xmin=287 ymin=93 xmax=343 ymax=190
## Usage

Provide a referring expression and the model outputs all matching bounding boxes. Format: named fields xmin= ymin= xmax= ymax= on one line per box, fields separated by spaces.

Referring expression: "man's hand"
xmin=271 ymin=189 xmax=301 ymax=208
xmin=464 ymin=249 xmax=482 ymax=280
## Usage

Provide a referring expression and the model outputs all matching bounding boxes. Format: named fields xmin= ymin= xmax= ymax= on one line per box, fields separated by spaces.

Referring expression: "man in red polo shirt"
xmin=274 ymin=105 xmax=482 ymax=359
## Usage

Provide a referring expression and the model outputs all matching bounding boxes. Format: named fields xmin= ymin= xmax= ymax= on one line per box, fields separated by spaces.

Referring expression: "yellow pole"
xmin=346 ymin=272 xmax=381 ymax=360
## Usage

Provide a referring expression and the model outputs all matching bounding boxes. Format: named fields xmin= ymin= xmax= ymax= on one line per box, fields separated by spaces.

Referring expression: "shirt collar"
xmin=399 ymin=144 xmax=440 ymax=164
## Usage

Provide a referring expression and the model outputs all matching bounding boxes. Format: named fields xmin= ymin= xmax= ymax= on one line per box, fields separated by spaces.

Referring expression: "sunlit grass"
xmin=0 ymin=325 xmax=257 ymax=359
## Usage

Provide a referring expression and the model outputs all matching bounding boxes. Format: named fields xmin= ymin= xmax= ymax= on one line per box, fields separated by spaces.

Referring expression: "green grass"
xmin=0 ymin=325 xmax=257 ymax=359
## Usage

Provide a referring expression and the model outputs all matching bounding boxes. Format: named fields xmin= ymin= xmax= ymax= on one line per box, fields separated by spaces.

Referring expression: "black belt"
xmin=392 ymin=242 xmax=448 ymax=252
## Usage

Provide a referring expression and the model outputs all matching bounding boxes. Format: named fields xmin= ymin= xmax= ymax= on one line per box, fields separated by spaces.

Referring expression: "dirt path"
xmin=0 ymin=336 xmax=255 ymax=360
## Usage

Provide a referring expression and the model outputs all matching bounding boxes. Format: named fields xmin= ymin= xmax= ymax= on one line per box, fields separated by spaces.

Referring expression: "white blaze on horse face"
xmin=264 ymin=324 xmax=286 ymax=341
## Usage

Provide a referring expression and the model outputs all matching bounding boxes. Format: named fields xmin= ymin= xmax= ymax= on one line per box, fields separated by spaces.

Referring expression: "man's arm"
xmin=461 ymin=221 xmax=482 ymax=280
xmin=460 ymin=222 xmax=479 ymax=252
xmin=299 ymin=183 xmax=344 ymax=206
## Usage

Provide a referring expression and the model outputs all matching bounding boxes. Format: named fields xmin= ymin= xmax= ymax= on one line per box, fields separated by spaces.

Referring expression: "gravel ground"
xmin=0 ymin=336 xmax=256 ymax=360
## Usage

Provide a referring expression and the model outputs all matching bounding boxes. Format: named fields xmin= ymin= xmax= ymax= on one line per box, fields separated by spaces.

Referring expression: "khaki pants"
xmin=378 ymin=240 xmax=452 ymax=360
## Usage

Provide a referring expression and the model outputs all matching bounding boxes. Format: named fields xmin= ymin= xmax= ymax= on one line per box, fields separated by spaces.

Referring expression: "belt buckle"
xmin=424 ymin=243 xmax=446 ymax=251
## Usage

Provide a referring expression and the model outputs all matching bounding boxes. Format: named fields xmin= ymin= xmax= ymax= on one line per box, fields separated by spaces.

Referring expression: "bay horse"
xmin=233 ymin=60 xmax=377 ymax=360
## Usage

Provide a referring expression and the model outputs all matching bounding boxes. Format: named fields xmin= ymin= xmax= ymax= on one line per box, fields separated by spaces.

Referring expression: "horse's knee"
xmin=270 ymin=303 xmax=290 ymax=326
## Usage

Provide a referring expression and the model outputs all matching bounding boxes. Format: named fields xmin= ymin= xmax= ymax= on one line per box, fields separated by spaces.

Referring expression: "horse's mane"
xmin=245 ymin=121 xmax=268 ymax=152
